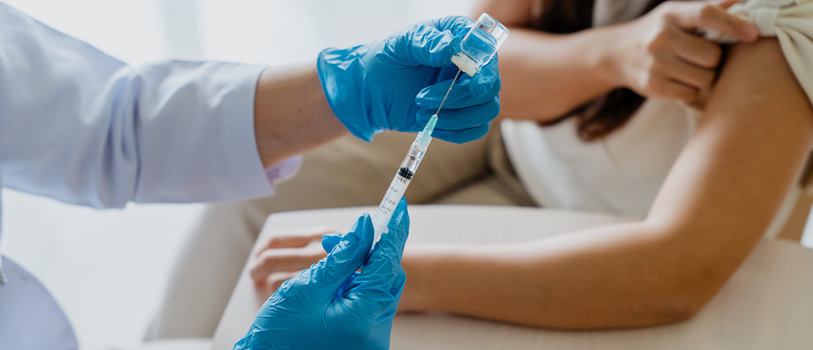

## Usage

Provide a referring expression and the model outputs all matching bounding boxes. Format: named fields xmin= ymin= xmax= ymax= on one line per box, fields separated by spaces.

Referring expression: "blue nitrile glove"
xmin=234 ymin=198 xmax=410 ymax=350
xmin=317 ymin=16 xmax=501 ymax=143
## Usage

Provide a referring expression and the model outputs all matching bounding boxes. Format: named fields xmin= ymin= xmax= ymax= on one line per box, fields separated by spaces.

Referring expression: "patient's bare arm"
xmin=399 ymin=39 xmax=813 ymax=329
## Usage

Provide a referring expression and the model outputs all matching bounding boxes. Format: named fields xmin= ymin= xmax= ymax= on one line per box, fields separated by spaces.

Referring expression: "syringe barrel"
xmin=400 ymin=144 xmax=427 ymax=175
xmin=372 ymin=171 xmax=410 ymax=246
xmin=371 ymin=138 xmax=431 ymax=250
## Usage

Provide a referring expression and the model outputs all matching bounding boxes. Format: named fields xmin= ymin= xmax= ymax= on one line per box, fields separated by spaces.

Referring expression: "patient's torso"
xmin=503 ymin=0 xmax=695 ymax=219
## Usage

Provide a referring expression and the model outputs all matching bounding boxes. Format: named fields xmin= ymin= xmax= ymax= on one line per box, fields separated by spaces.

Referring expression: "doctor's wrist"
xmin=253 ymin=64 xmax=348 ymax=168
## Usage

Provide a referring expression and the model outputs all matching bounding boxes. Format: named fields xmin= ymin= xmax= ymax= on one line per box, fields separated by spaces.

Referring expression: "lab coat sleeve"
xmin=0 ymin=2 xmax=282 ymax=208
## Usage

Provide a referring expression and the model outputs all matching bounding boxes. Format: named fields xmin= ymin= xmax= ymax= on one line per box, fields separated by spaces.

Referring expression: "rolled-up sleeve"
xmin=0 ymin=2 xmax=288 ymax=208
xmin=703 ymin=0 xmax=813 ymax=104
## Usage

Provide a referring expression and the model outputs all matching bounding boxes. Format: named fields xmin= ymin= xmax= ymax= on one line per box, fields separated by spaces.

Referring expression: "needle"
xmin=433 ymin=69 xmax=462 ymax=116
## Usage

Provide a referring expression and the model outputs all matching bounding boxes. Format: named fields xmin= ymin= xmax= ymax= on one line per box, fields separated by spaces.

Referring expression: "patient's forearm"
xmin=496 ymin=27 xmax=620 ymax=122
xmin=401 ymin=39 xmax=813 ymax=330
xmin=401 ymin=221 xmax=707 ymax=329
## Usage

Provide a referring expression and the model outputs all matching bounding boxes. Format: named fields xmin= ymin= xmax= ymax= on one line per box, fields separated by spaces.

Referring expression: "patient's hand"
xmin=607 ymin=0 xmax=758 ymax=104
xmin=249 ymin=227 xmax=334 ymax=298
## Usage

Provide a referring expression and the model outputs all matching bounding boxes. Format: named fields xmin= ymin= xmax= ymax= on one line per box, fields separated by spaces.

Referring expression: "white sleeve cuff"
xmin=265 ymin=155 xmax=303 ymax=190
xmin=219 ymin=65 xmax=278 ymax=199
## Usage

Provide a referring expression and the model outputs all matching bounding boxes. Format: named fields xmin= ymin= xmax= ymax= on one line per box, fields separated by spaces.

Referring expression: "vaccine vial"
xmin=451 ymin=13 xmax=510 ymax=76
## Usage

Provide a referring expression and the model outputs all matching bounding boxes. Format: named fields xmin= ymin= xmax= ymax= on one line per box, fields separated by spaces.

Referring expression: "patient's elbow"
xmin=624 ymin=247 xmax=727 ymax=326
xmin=633 ymin=263 xmax=730 ymax=327
xmin=603 ymin=286 xmax=712 ymax=329
xmin=644 ymin=293 xmax=706 ymax=325
xmin=625 ymin=221 xmax=753 ymax=327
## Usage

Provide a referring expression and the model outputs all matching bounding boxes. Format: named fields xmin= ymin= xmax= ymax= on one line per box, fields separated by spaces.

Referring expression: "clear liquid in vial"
xmin=460 ymin=27 xmax=498 ymax=69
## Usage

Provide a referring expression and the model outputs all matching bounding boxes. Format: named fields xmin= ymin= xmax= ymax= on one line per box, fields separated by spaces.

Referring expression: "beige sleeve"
xmin=704 ymin=0 xmax=813 ymax=104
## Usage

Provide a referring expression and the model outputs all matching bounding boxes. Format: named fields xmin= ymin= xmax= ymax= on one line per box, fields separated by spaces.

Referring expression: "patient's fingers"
xmin=669 ymin=0 xmax=758 ymax=42
xmin=257 ymin=227 xmax=336 ymax=253
xmin=260 ymin=271 xmax=301 ymax=298
xmin=250 ymin=248 xmax=327 ymax=286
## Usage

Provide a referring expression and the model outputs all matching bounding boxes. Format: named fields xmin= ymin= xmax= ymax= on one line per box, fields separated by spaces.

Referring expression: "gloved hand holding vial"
xmin=371 ymin=13 xmax=510 ymax=248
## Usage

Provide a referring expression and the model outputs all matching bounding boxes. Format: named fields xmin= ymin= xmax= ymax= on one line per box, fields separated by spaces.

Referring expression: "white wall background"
xmin=1 ymin=1 xmax=811 ymax=349
xmin=0 ymin=1 xmax=473 ymax=349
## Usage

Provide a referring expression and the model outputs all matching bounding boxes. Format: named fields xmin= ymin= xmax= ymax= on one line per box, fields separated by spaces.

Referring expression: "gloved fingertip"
xmin=469 ymin=59 xmax=500 ymax=98
xmin=305 ymin=214 xmax=377 ymax=300
xmin=409 ymin=26 xmax=459 ymax=67
xmin=390 ymin=198 xmax=409 ymax=228
xmin=415 ymin=96 xmax=434 ymax=109
xmin=345 ymin=214 xmax=369 ymax=240
xmin=469 ymin=78 xmax=492 ymax=98
xmin=449 ymin=34 xmax=462 ymax=56
xmin=390 ymin=268 xmax=407 ymax=297
xmin=325 ymin=213 xmax=373 ymax=269
xmin=415 ymin=77 xmax=460 ymax=108
xmin=435 ymin=31 xmax=461 ymax=66
xmin=321 ymin=232 xmax=344 ymax=253
xmin=340 ymin=213 xmax=373 ymax=255
xmin=434 ymin=123 xmax=491 ymax=144
xmin=382 ymin=198 xmax=410 ymax=254
xmin=452 ymin=15 xmax=476 ymax=37
xmin=356 ymin=212 xmax=375 ymax=251
xmin=415 ymin=86 xmax=431 ymax=104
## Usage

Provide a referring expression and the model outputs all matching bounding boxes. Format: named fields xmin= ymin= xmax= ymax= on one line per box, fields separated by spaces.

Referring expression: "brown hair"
xmin=534 ymin=0 xmax=667 ymax=141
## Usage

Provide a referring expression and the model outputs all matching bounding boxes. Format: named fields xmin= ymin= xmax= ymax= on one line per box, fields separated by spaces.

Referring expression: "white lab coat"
xmin=0 ymin=2 xmax=286 ymax=348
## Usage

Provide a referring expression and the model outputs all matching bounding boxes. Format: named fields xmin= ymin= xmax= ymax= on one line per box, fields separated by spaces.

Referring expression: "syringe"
xmin=370 ymin=13 xmax=509 ymax=249
xmin=371 ymin=70 xmax=459 ymax=246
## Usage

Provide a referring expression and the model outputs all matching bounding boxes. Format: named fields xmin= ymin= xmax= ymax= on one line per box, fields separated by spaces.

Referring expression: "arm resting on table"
xmin=401 ymin=39 xmax=813 ymax=329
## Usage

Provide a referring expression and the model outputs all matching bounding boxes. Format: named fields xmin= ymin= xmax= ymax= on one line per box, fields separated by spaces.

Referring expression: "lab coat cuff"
xmin=265 ymin=155 xmax=302 ymax=185
xmin=221 ymin=65 xmax=277 ymax=198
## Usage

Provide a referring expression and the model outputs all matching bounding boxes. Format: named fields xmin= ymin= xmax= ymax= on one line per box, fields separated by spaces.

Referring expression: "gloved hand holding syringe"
xmin=371 ymin=13 xmax=510 ymax=249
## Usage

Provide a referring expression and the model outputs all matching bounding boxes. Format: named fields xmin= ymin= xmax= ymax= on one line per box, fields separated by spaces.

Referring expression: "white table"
xmin=212 ymin=206 xmax=813 ymax=349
